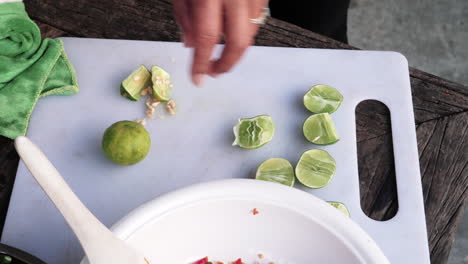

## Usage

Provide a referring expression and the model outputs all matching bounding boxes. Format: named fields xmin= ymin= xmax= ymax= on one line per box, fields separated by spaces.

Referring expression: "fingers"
xmin=173 ymin=0 xmax=194 ymax=47
xmin=247 ymin=0 xmax=270 ymax=36
xmin=191 ymin=0 xmax=222 ymax=86
xmin=181 ymin=0 xmax=268 ymax=85
xmin=211 ymin=0 xmax=251 ymax=75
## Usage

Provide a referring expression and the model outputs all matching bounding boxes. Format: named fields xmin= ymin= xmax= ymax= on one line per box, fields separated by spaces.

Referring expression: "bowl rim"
xmin=92 ymin=179 xmax=391 ymax=263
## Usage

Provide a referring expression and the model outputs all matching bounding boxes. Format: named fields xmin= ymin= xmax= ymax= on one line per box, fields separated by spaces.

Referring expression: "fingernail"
xmin=210 ymin=72 xmax=219 ymax=78
xmin=193 ymin=74 xmax=204 ymax=87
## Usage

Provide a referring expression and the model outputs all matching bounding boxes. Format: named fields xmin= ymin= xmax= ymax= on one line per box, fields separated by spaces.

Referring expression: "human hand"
xmin=173 ymin=0 xmax=269 ymax=86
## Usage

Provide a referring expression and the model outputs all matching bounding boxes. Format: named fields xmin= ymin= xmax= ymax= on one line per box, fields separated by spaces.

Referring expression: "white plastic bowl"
xmin=83 ymin=179 xmax=390 ymax=264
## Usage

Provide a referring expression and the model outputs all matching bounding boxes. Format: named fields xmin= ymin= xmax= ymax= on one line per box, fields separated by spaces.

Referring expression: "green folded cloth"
xmin=0 ymin=1 xmax=79 ymax=139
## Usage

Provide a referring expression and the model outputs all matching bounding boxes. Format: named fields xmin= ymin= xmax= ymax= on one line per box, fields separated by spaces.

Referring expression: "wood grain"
xmin=418 ymin=112 xmax=468 ymax=264
xmin=411 ymin=69 xmax=468 ymax=124
xmin=0 ymin=1 xmax=464 ymax=263
xmin=356 ymin=101 xmax=398 ymax=221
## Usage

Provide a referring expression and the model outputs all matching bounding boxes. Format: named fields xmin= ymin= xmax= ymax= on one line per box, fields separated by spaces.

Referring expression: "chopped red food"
xmin=194 ymin=257 xmax=209 ymax=264
xmin=252 ymin=208 xmax=259 ymax=215
xmin=232 ymin=258 xmax=244 ymax=264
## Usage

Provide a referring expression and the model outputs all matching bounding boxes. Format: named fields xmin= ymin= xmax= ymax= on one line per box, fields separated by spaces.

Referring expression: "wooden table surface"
xmin=1 ymin=0 xmax=467 ymax=263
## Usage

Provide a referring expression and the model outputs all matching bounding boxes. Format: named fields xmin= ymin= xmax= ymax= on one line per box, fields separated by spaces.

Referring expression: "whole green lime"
xmin=102 ymin=121 xmax=151 ymax=165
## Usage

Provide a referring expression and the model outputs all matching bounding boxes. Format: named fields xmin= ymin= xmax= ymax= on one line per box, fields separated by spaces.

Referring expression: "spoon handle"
xmin=14 ymin=136 xmax=115 ymax=259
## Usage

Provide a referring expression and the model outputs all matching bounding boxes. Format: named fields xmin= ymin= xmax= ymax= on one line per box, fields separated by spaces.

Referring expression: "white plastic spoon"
xmin=14 ymin=136 xmax=151 ymax=264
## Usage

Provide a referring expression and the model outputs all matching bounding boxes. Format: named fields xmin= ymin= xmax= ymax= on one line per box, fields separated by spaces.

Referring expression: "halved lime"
xmin=327 ymin=201 xmax=350 ymax=217
xmin=303 ymin=113 xmax=339 ymax=145
xmin=120 ymin=65 xmax=151 ymax=101
xmin=295 ymin=149 xmax=336 ymax=188
xmin=256 ymin=158 xmax=295 ymax=187
xmin=151 ymin=65 xmax=172 ymax=102
xmin=303 ymin=84 xmax=343 ymax=114
xmin=233 ymin=115 xmax=274 ymax=149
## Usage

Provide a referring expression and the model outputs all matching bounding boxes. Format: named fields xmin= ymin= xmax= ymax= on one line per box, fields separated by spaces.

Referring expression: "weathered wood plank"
xmin=357 ymin=132 xmax=398 ymax=220
xmin=355 ymin=100 xmax=393 ymax=142
xmin=417 ymin=111 xmax=468 ymax=263
xmin=411 ymin=69 xmax=468 ymax=124
xmin=356 ymin=101 xmax=398 ymax=221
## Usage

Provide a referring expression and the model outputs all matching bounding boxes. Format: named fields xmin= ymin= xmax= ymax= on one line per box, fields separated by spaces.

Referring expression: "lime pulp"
xmin=151 ymin=65 xmax=172 ymax=102
xmin=233 ymin=115 xmax=274 ymax=149
xmin=120 ymin=65 xmax=151 ymax=101
xmin=256 ymin=158 xmax=295 ymax=187
xmin=295 ymin=149 xmax=336 ymax=188
xmin=303 ymin=113 xmax=339 ymax=145
xmin=303 ymin=84 xmax=343 ymax=114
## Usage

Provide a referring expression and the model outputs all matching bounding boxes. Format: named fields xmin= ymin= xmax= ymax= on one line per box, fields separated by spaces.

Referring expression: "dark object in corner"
xmin=269 ymin=0 xmax=351 ymax=43
xmin=0 ymin=244 xmax=46 ymax=264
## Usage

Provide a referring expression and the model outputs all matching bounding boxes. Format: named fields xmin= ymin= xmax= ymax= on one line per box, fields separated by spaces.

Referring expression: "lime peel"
xmin=102 ymin=121 xmax=151 ymax=166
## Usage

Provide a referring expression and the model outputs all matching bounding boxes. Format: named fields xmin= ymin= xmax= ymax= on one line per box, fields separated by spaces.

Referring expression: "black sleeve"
xmin=269 ymin=0 xmax=351 ymax=44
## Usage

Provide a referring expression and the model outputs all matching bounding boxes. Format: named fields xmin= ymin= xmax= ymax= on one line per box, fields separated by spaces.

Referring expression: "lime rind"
xmin=120 ymin=65 xmax=151 ymax=101
xmin=295 ymin=149 xmax=336 ymax=188
xmin=151 ymin=65 xmax=172 ymax=102
xmin=303 ymin=113 xmax=339 ymax=145
xmin=304 ymin=84 xmax=343 ymax=114
xmin=327 ymin=201 xmax=350 ymax=217
xmin=256 ymin=158 xmax=295 ymax=187
xmin=102 ymin=121 xmax=151 ymax=166
xmin=233 ymin=115 xmax=274 ymax=149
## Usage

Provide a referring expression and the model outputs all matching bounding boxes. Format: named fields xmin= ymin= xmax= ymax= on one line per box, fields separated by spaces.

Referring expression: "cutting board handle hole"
xmin=356 ymin=100 xmax=398 ymax=221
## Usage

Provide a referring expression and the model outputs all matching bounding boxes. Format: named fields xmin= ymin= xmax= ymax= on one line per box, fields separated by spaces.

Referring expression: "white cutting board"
xmin=1 ymin=38 xmax=430 ymax=264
